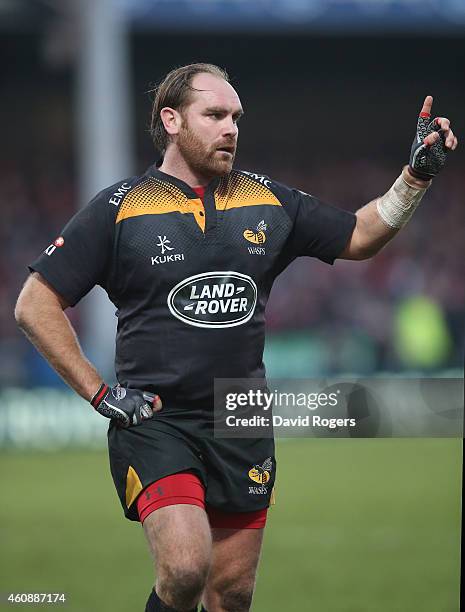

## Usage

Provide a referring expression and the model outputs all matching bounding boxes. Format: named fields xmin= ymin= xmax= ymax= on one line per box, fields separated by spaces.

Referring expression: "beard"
xmin=177 ymin=121 xmax=236 ymax=179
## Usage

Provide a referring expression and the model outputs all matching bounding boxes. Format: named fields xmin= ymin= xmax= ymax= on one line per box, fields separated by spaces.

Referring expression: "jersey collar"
xmin=146 ymin=159 xmax=222 ymax=198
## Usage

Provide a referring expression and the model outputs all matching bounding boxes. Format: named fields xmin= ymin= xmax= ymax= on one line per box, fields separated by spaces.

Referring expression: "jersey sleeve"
xmin=273 ymin=181 xmax=356 ymax=264
xmin=28 ymin=187 xmax=117 ymax=306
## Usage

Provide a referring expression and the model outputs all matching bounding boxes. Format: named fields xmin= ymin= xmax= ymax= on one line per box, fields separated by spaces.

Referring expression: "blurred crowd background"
xmin=1 ymin=1 xmax=464 ymax=389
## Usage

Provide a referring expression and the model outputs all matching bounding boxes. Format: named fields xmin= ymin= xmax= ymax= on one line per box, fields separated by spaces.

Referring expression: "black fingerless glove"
xmin=91 ymin=383 xmax=160 ymax=427
xmin=409 ymin=113 xmax=447 ymax=180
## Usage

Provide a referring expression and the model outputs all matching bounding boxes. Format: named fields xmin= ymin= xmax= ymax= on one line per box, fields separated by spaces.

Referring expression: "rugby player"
xmin=15 ymin=63 xmax=457 ymax=612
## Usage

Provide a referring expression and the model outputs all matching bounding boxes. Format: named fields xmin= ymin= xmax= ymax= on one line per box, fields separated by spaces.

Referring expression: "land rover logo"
xmin=167 ymin=271 xmax=258 ymax=328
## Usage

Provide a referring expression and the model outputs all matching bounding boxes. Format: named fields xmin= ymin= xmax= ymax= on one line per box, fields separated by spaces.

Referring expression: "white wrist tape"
xmin=376 ymin=171 xmax=430 ymax=229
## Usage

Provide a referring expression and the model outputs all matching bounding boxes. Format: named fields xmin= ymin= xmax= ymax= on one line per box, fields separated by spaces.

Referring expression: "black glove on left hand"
xmin=409 ymin=113 xmax=447 ymax=181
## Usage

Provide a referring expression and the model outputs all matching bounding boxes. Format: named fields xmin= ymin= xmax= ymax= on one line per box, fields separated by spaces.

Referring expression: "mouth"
xmin=216 ymin=145 xmax=235 ymax=155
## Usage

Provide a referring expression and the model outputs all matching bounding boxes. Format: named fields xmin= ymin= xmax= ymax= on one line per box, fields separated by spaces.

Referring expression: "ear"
xmin=160 ymin=107 xmax=182 ymax=136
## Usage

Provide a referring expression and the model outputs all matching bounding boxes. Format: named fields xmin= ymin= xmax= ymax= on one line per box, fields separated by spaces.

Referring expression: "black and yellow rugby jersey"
xmin=30 ymin=164 xmax=356 ymax=405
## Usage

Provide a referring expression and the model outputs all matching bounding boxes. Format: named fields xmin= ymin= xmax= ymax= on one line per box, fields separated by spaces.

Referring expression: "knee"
xmin=158 ymin=560 xmax=210 ymax=608
xmin=222 ymin=587 xmax=254 ymax=612
xmin=215 ymin=578 xmax=255 ymax=612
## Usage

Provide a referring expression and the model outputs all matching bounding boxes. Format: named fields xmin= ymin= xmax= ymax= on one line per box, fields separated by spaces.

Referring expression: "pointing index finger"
xmin=420 ymin=95 xmax=433 ymax=118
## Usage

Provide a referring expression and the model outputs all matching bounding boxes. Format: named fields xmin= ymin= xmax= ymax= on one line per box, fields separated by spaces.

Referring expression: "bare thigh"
xmin=143 ymin=504 xmax=213 ymax=609
xmin=202 ymin=527 xmax=265 ymax=612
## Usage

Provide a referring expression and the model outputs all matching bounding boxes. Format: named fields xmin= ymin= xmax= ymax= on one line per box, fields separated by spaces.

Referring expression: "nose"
xmin=223 ymin=116 xmax=238 ymax=139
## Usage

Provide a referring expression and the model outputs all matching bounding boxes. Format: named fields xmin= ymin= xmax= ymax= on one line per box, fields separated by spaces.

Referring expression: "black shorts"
xmin=107 ymin=407 xmax=276 ymax=521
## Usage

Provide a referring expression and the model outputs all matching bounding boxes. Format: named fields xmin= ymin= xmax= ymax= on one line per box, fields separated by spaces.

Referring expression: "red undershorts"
xmin=136 ymin=472 xmax=268 ymax=529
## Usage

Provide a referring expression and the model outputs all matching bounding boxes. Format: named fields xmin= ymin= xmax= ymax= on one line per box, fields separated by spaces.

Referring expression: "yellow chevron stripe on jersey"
xmin=116 ymin=178 xmax=206 ymax=232
xmin=215 ymin=172 xmax=281 ymax=210
xmin=125 ymin=465 xmax=143 ymax=508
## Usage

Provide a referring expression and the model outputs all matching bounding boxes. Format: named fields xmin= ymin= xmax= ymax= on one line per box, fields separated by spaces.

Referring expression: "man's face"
xmin=175 ymin=73 xmax=243 ymax=179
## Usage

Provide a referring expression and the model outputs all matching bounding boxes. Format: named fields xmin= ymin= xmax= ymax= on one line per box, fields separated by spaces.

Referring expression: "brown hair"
xmin=149 ymin=63 xmax=230 ymax=154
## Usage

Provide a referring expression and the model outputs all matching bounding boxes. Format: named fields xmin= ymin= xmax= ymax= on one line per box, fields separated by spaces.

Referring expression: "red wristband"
xmin=90 ymin=383 xmax=109 ymax=408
